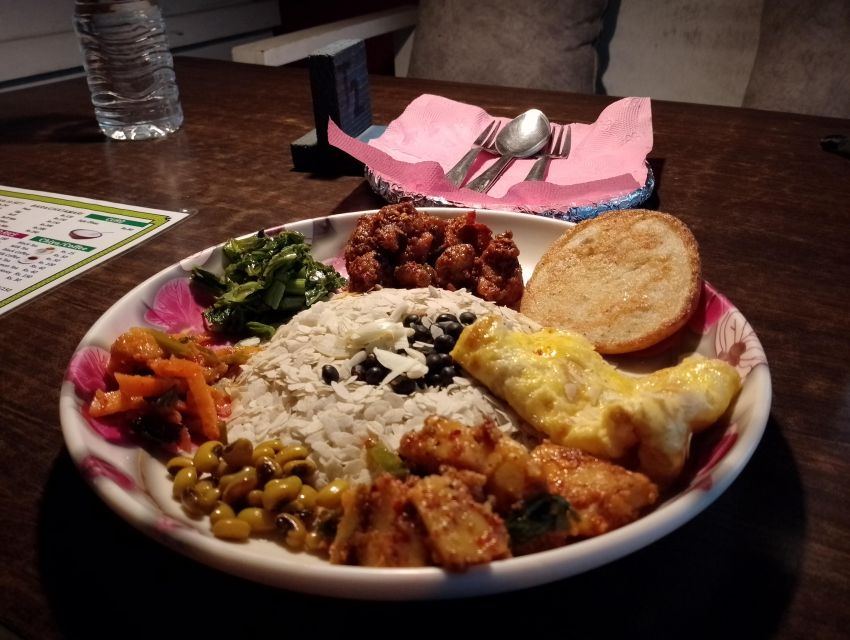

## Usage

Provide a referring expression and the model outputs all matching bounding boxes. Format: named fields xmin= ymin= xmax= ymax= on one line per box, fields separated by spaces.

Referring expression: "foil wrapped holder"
xmin=291 ymin=39 xmax=386 ymax=175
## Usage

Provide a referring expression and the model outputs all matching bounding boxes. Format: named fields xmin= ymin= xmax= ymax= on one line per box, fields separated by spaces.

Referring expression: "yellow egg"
xmin=451 ymin=316 xmax=741 ymax=483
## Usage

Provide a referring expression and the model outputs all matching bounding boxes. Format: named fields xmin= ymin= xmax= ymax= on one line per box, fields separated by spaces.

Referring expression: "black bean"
xmin=426 ymin=352 xmax=452 ymax=370
xmin=425 ymin=352 xmax=443 ymax=370
xmin=439 ymin=321 xmax=463 ymax=338
xmin=425 ymin=371 xmax=442 ymax=387
xmin=321 ymin=364 xmax=340 ymax=384
xmin=436 ymin=313 xmax=458 ymax=324
xmin=402 ymin=314 xmax=420 ymax=327
xmin=363 ymin=366 xmax=386 ymax=385
xmin=438 ymin=365 xmax=457 ymax=386
xmin=433 ymin=333 xmax=456 ymax=353
xmin=364 ymin=353 xmax=378 ymax=365
xmin=353 ymin=363 xmax=365 ymax=380
xmin=412 ymin=323 xmax=432 ymax=343
xmin=390 ymin=376 xmax=417 ymax=395
xmin=459 ymin=311 xmax=477 ymax=325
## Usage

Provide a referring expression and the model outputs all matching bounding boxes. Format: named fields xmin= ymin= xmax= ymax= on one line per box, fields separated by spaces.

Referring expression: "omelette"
xmin=451 ymin=316 xmax=741 ymax=483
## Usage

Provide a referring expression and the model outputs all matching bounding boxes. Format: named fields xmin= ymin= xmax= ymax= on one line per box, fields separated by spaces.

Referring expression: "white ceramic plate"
xmin=59 ymin=208 xmax=771 ymax=599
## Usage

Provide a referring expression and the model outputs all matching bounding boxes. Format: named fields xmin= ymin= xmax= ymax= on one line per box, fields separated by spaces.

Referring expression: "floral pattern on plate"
xmin=143 ymin=277 xmax=207 ymax=334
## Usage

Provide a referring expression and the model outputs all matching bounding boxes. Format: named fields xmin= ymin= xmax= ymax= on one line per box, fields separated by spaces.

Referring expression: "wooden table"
xmin=1 ymin=57 xmax=848 ymax=639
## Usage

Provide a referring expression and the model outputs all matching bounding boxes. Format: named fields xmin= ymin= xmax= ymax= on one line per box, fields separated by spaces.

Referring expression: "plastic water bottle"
xmin=73 ymin=0 xmax=183 ymax=141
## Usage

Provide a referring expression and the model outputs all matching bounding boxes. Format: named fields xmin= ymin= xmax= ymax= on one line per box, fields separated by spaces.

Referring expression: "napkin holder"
xmin=291 ymin=38 xmax=386 ymax=175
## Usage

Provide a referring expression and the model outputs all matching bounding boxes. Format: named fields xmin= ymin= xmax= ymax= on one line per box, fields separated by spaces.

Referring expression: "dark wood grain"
xmin=1 ymin=57 xmax=848 ymax=640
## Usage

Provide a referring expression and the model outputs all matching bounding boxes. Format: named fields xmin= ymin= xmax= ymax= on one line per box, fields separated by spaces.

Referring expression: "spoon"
xmin=465 ymin=109 xmax=550 ymax=193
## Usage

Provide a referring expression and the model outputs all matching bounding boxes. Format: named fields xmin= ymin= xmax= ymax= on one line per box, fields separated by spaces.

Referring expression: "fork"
xmin=524 ymin=124 xmax=571 ymax=181
xmin=445 ymin=121 xmax=499 ymax=187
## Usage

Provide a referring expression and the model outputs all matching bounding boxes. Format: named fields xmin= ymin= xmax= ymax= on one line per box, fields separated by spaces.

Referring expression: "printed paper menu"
xmin=0 ymin=186 xmax=190 ymax=316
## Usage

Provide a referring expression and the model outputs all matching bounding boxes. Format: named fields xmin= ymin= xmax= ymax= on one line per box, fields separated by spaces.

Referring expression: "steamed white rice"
xmin=225 ymin=286 xmax=540 ymax=484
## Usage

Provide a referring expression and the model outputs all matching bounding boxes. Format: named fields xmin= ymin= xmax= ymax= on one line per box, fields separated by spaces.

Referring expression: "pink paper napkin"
xmin=328 ymin=94 xmax=653 ymax=215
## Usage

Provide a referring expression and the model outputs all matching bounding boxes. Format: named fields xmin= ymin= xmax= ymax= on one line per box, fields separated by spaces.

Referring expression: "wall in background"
xmin=598 ymin=0 xmax=764 ymax=107
xmin=0 ymin=0 xmax=281 ymax=89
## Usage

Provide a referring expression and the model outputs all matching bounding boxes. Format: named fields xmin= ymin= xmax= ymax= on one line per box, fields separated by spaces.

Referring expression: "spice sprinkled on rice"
xmin=225 ymin=287 xmax=540 ymax=484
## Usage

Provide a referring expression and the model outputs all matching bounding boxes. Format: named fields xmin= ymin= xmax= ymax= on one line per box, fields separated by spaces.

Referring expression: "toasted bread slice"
xmin=521 ymin=209 xmax=702 ymax=354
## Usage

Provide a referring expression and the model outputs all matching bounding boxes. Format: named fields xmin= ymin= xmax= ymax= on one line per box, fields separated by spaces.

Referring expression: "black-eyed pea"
xmin=251 ymin=444 xmax=277 ymax=466
xmin=212 ymin=517 xmax=251 ymax=541
xmin=258 ymin=457 xmax=283 ymax=484
xmin=212 ymin=459 xmax=229 ymax=479
xmin=181 ymin=491 xmax=205 ymax=517
xmin=220 ymin=466 xmax=258 ymax=505
xmin=166 ymin=455 xmax=194 ymax=477
xmin=195 ymin=479 xmax=216 ymax=492
xmin=304 ymin=530 xmax=329 ymax=553
xmin=276 ymin=513 xmax=307 ymax=549
xmin=210 ymin=502 xmax=235 ymax=525
xmin=281 ymin=458 xmax=317 ymax=479
xmin=237 ymin=507 xmax=277 ymax=534
xmin=315 ymin=479 xmax=349 ymax=509
xmin=246 ymin=489 xmax=265 ymax=507
xmin=258 ymin=438 xmax=284 ymax=453
xmin=218 ymin=467 xmax=243 ymax=492
xmin=262 ymin=476 xmax=303 ymax=511
xmin=182 ymin=480 xmax=220 ymax=516
xmin=221 ymin=438 xmax=253 ymax=469
xmin=193 ymin=440 xmax=223 ymax=475
xmin=274 ymin=444 xmax=310 ymax=466
xmin=218 ymin=470 xmax=235 ymax=492
xmin=172 ymin=465 xmax=198 ymax=499
xmin=284 ymin=485 xmax=318 ymax=514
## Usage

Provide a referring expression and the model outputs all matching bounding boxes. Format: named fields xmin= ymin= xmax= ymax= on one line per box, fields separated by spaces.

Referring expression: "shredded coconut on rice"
xmin=224 ymin=286 xmax=540 ymax=484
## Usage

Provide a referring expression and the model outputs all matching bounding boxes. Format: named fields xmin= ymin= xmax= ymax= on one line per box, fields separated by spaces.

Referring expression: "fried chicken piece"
xmin=345 ymin=251 xmax=384 ymax=292
xmin=336 ymin=417 xmax=659 ymax=566
xmin=346 ymin=202 xmax=437 ymax=257
xmin=399 ymin=229 xmax=439 ymax=264
xmin=442 ymin=210 xmax=493 ymax=253
xmin=434 ymin=243 xmax=477 ymax=290
xmin=521 ymin=442 xmax=659 ymax=552
xmin=394 ymin=261 xmax=436 ymax=288
xmin=329 ymin=468 xmax=510 ymax=571
xmin=344 ymin=202 xmax=447 ymax=292
xmin=329 ymin=475 xmax=429 ymax=567
xmin=476 ymin=231 xmax=524 ymax=308
xmin=398 ymin=415 xmax=546 ymax=510
xmin=407 ymin=468 xmax=511 ymax=570
xmin=374 ymin=221 xmax=403 ymax=253
xmin=341 ymin=203 xmax=524 ymax=305
xmin=399 ymin=417 xmax=657 ymax=557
